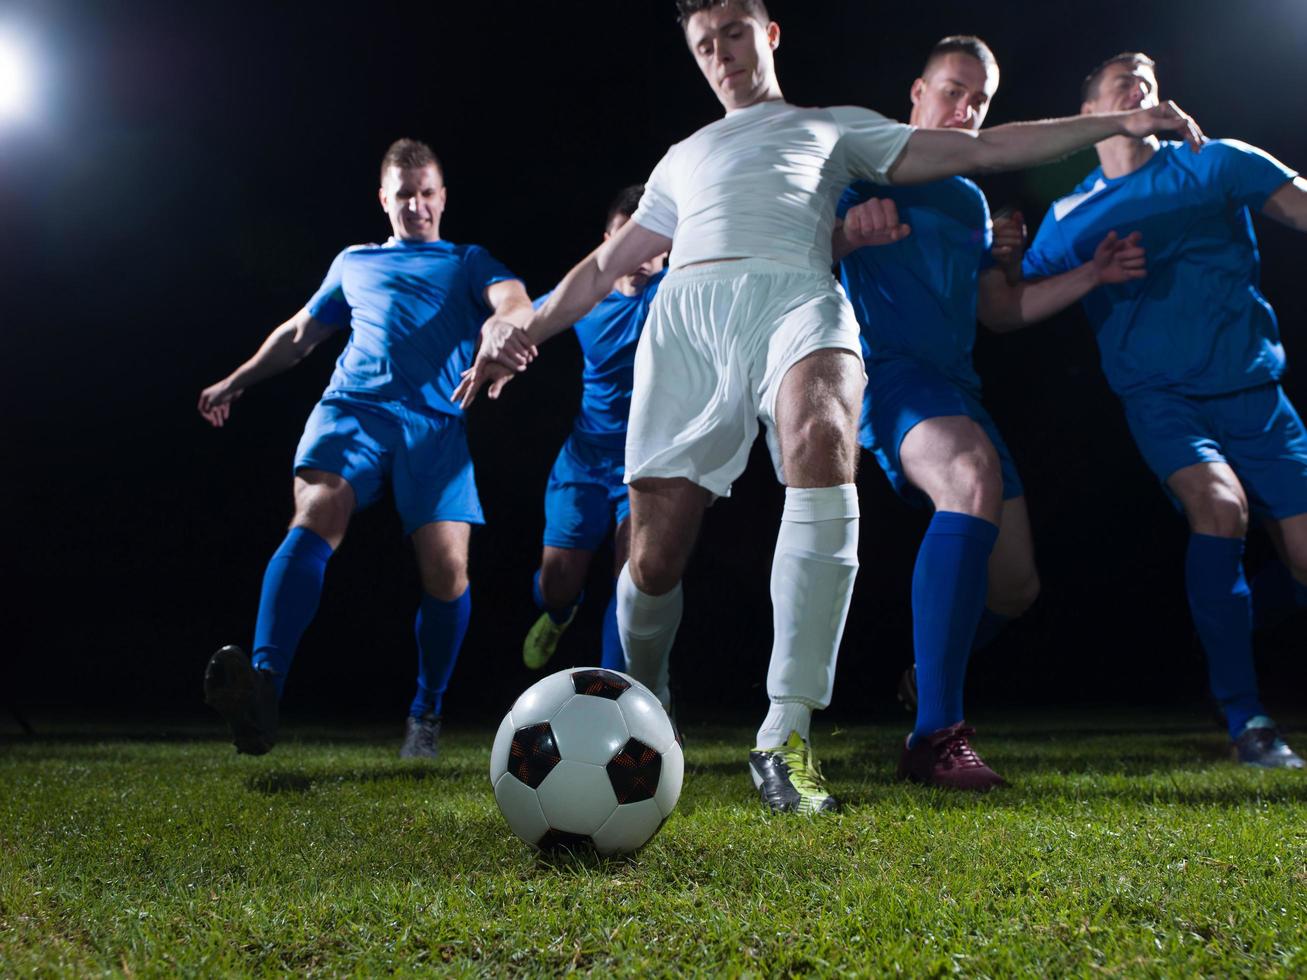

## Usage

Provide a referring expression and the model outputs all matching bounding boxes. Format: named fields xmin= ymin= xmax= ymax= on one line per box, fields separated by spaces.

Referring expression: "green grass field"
xmin=3 ymin=712 xmax=1305 ymax=976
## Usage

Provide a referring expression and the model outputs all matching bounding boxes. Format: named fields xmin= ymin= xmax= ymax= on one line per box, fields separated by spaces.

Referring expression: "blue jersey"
xmin=1022 ymin=139 xmax=1296 ymax=397
xmin=536 ymin=269 xmax=665 ymax=444
xmin=306 ymin=237 xmax=520 ymax=418
xmin=837 ymin=177 xmax=994 ymax=391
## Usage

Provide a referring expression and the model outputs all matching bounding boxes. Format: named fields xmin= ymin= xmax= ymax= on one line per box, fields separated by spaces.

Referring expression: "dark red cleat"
xmin=896 ymin=722 xmax=1007 ymax=791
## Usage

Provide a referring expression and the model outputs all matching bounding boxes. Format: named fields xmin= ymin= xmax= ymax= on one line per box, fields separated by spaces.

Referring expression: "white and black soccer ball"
xmin=490 ymin=667 xmax=683 ymax=855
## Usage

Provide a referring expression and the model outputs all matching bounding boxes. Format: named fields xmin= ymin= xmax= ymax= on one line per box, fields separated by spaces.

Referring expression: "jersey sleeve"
xmin=463 ymin=245 xmax=523 ymax=315
xmin=631 ymin=151 xmax=678 ymax=239
xmin=1021 ymin=207 xmax=1075 ymax=280
xmin=1207 ymin=138 xmax=1298 ymax=210
xmin=830 ymin=106 xmax=915 ymax=186
xmin=305 ymin=249 xmax=352 ymax=328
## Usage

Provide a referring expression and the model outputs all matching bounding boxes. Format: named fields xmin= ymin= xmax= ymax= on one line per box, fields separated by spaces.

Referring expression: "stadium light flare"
xmin=0 ymin=31 xmax=35 ymax=123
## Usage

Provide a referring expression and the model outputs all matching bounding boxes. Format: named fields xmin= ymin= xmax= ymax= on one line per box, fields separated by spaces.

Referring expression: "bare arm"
xmin=977 ymin=231 xmax=1146 ymax=332
xmin=197 ymin=309 xmax=341 ymax=427
xmin=1261 ymin=176 xmax=1307 ymax=232
xmin=453 ymin=220 xmax=672 ymax=408
xmin=888 ymin=103 xmax=1205 ymax=186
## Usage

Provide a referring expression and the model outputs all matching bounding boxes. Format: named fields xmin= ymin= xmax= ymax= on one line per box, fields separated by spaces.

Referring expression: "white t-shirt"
xmin=632 ymin=100 xmax=914 ymax=274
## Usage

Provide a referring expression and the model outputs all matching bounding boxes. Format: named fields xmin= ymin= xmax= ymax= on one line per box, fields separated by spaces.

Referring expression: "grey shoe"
xmin=203 ymin=645 xmax=278 ymax=755
xmin=400 ymin=712 xmax=441 ymax=759
xmin=1232 ymin=716 xmax=1305 ymax=769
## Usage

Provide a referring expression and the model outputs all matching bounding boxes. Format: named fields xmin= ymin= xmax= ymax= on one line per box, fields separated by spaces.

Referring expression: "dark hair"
xmin=923 ymin=35 xmax=998 ymax=77
xmin=675 ymin=0 xmax=770 ymax=28
xmin=1081 ymin=52 xmax=1156 ymax=103
xmin=379 ymin=138 xmax=443 ymax=183
xmin=605 ymin=185 xmax=646 ymax=229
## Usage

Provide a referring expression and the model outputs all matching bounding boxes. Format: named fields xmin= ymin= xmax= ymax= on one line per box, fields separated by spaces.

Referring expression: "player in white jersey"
xmin=456 ymin=0 xmax=1204 ymax=813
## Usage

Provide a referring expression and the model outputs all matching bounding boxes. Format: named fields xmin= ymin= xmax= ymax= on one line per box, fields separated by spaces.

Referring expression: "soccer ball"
xmin=489 ymin=667 xmax=683 ymax=855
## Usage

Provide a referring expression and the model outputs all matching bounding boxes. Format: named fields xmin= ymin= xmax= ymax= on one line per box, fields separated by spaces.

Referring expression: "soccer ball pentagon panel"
xmin=490 ymin=668 xmax=683 ymax=855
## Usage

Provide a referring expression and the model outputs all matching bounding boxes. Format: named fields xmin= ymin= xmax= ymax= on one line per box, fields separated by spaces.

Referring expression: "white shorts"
xmin=625 ymin=258 xmax=864 ymax=497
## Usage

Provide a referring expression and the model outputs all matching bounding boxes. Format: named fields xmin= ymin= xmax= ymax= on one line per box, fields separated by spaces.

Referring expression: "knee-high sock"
xmin=251 ymin=526 xmax=334 ymax=696
xmin=972 ymin=607 xmax=1010 ymax=653
xmin=616 ymin=564 xmax=681 ymax=708
xmin=409 ymin=587 xmax=471 ymax=718
xmin=600 ymin=587 xmax=624 ymax=671
xmin=911 ymin=512 xmax=999 ymax=744
xmin=1187 ymin=534 xmax=1263 ymax=738
xmin=1251 ymin=559 xmax=1307 ymax=630
xmin=532 ymin=569 xmax=581 ymax=625
xmin=758 ymin=485 xmax=859 ymax=748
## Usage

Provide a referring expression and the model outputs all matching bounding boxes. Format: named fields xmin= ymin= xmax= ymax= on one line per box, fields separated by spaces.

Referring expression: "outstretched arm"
xmin=888 ymin=103 xmax=1205 ymax=185
xmin=453 ymin=220 xmax=672 ymax=408
xmin=197 ymin=310 xmax=341 ymax=427
xmin=977 ymin=230 xmax=1146 ymax=332
xmin=1261 ymin=176 xmax=1307 ymax=232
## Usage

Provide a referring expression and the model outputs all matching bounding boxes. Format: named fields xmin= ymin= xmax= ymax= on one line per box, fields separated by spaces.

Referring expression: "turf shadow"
xmin=245 ymin=765 xmax=443 ymax=795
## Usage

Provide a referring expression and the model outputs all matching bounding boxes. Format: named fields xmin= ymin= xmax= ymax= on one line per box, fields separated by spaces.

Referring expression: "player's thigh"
xmin=1167 ymin=461 xmax=1249 ymax=537
xmin=987 ymin=496 xmax=1040 ymax=616
xmin=291 ymin=469 xmax=357 ymax=547
xmin=612 ymin=516 xmax=631 ymax=576
xmin=626 ymin=477 xmax=712 ymax=594
xmin=411 ymin=520 xmax=471 ymax=601
xmin=899 ymin=415 xmax=1003 ymax=521
xmin=772 ymin=348 xmax=864 ymax=487
xmin=1263 ymin=513 xmax=1307 ymax=582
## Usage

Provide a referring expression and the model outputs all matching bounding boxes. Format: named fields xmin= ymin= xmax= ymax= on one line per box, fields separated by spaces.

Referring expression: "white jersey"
xmin=631 ymin=100 xmax=914 ymax=275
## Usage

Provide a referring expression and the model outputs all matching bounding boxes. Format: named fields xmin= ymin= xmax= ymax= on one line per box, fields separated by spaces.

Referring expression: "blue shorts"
xmin=1121 ymin=382 xmax=1307 ymax=520
xmin=293 ymin=395 xmax=484 ymax=534
xmin=861 ymin=355 xmax=1024 ymax=505
xmin=543 ymin=432 xmax=629 ymax=550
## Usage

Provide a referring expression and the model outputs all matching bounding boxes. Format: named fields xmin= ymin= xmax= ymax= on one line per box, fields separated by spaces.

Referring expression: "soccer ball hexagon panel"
xmin=489 ymin=667 xmax=682 ymax=854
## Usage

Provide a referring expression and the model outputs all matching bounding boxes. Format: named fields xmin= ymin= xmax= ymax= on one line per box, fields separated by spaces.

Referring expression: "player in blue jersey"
xmin=196 ymin=138 xmax=533 ymax=759
xmin=1021 ymin=53 xmax=1307 ymax=768
xmin=835 ymin=37 xmax=1152 ymax=789
xmin=522 ymin=185 xmax=668 ymax=672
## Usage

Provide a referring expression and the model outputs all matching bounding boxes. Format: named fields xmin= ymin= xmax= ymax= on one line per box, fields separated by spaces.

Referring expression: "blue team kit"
xmin=1023 ymin=139 xmax=1306 ymax=516
xmin=838 ymin=177 xmax=1023 ymax=502
xmin=294 ymin=237 xmax=520 ymax=532
xmin=535 ymin=271 xmax=665 ymax=548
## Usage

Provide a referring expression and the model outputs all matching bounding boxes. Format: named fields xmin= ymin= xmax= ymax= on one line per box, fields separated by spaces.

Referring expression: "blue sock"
xmin=1250 ymin=559 xmax=1307 ymax=630
xmin=911 ymin=512 xmax=999 ymax=744
xmin=251 ymin=526 xmax=334 ymax=697
xmin=1186 ymin=534 xmax=1263 ymax=738
xmin=410 ymin=587 xmax=471 ymax=718
xmin=972 ymin=607 xmax=1010 ymax=652
xmin=532 ymin=570 xmax=580 ymax=625
xmin=600 ymin=588 xmax=623 ymax=670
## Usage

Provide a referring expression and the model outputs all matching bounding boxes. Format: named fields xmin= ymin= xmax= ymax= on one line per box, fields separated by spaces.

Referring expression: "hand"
xmin=841 ymin=197 xmax=911 ymax=249
xmin=478 ymin=318 xmax=538 ymax=371
xmin=1124 ymin=101 xmax=1206 ymax=152
xmin=452 ymin=355 xmax=517 ymax=409
xmin=1091 ymin=230 xmax=1146 ymax=285
xmin=991 ymin=209 xmax=1026 ymax=271
xmin=198 ymin=379 xmax=243 ymax=427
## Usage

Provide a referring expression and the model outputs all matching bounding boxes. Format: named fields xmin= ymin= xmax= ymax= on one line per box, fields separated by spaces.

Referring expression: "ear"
xmin=910 ymin=77 xmax=925 ymax=106
xmin=767 ymin=21 xmax=780 ymax=50
xmin=1080 ymin=101 xmax=1093 ymax=116
xmin=377 ymin=185 xmax=388 ymax=209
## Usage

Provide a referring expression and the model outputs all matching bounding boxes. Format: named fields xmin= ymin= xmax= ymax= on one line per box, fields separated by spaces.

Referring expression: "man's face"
xmin=379 ymin=164 xmax=446 ymax=242
xmin=684 ymin=4 xmax=780 ymax=111
xmin=1083 ymin=60 xmax=1159 ymax=115
xmin=605 ymin=213 xmax=666 ymax=287
xmin=909 ymin=52 xmax=997 ymax=131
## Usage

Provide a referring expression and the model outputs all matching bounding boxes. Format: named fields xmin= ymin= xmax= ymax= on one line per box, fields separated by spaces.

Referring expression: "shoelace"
xmin=934 ymin=726 xmax=985 ymax=770
xmin=779 ymin=742 xmax=830 ymax=799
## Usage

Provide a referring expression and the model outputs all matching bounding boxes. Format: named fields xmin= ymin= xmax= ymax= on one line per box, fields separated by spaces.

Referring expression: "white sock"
xmin=756 ymin=700 xmax=812 ymax=749
xmin=764 ymin=484 xmax=860 ymax=724
xmin=616 ymin=563 xmax=681 ymax=708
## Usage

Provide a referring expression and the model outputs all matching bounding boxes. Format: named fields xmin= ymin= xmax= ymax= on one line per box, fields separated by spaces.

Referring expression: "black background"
xmin=5 ymin=0 xmax=1307 ymax=727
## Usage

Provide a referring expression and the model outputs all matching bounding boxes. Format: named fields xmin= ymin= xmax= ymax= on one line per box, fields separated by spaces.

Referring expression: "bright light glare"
xmin=0 ymin=33 xmax=34 ymax=123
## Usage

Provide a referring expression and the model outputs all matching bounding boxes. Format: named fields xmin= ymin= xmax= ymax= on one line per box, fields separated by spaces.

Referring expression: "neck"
xmin=726 ymin=79 xmax=784 ymax=113
xmin=1095 ymin=134 xmax=1158 ymax=180
xmin=614 ymin=275 xmax=642 ymax=297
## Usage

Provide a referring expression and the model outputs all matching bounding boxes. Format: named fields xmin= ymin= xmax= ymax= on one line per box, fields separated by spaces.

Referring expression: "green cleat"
xmin=749 ymin=730 xmax=841 ymax=814
xmin=522 ymin=607 xmax=577 ymax=670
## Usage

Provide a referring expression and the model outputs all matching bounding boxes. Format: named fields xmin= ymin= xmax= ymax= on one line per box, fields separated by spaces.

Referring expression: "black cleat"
xmin=399 ymin=712 xmax=441 ymax=759
xmin=896 ymin=665 xmax=918 ymax=712
xmin=748 ymin=731 xmax=840 ymax=814
xmin=203 ymin=645 xmax=278 ymax=755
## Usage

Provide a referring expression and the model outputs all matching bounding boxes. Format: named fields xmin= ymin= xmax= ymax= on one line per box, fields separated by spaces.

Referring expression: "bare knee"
xmin=1185 ymin=490 xmax=1249 ymax=538
xmin=935 ymin=447 xmax=1003 ymax=519
xmin=291 ymin=472 xmax=354 ymax=547
xmin=419 ymin=555 xmax=468 ymax=602
xmin=784 ymin=413 xmax=859 ymax=487
xmin=539 ymin=548 xmax=590 ymax=607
